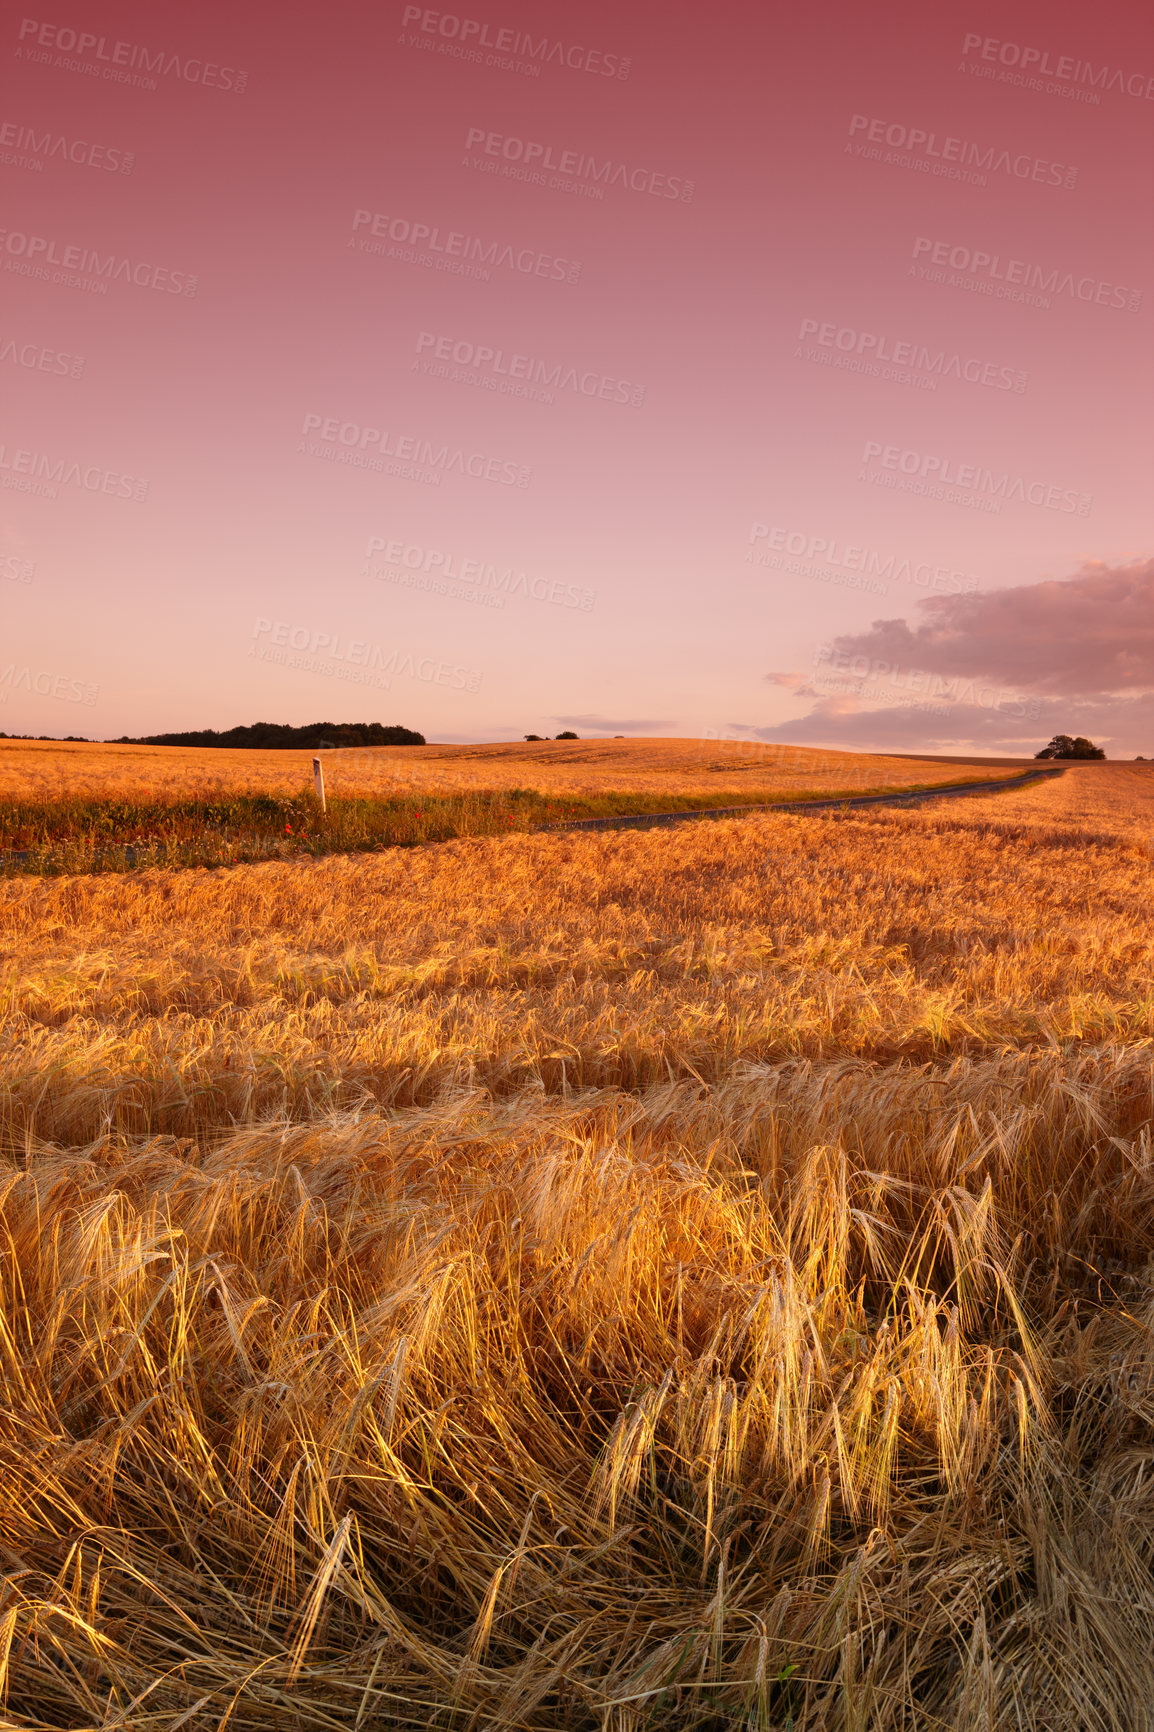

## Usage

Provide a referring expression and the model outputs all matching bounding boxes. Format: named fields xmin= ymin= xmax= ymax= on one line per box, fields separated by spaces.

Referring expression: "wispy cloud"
xmin=753 ymin=691 xmax=1154 ymax=756
xmin=763 ymin=671 xmax=813 ymax=692
xmin=554 ymin=714 xmax=676 ymax=732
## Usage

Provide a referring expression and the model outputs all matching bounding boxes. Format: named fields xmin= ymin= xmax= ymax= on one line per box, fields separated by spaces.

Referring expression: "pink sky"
xmin=2 ymin=0 xmax=1152 ymax=752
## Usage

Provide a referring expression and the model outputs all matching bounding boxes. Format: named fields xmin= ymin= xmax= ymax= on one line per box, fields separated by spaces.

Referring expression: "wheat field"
xmin=0 ymin=735 xmax=1018 ymax=805
xmin=1 ymin=755 xmax=1152 ymax=1729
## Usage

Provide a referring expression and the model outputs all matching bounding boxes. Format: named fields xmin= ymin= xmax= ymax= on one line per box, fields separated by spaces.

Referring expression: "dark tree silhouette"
xmin=112 ymin=721 xmax=425 ymax=749
xmin=1034 ymin=734 xmax=1106 ymax=760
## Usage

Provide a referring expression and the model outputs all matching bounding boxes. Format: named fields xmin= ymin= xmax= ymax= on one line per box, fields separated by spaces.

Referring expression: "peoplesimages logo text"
xmin=0 ymin=664 xmax=99 ymax=705
xmin=464 ymin=128 xmax=694 ymax=201
xmin=0 ymin=441 xmax=147 ymax=501
xmin=251 ymin=619 xmax=482 ymax=693
xmin=365 ymin=537 xmax=596 ymax=611
xmin=0 ymin=227 xmax=196 ymax=294
xmin=15 ymin=18 xmax=247 ymax=90
xmin=0 ymin=119 xmax=134 ymax=172
xmin=859 ymin=441 xmax=1091 ymax=515
xmin=1 ymin=336 xmax=85 ymax=376
xmin=400 ymin=7 xmax=630 ymax=78
xmin=960 ymin=33 xmax=1154 ymax=101
xmin=797 ymin=318 xmax=1026 ymax=391
xmin=351 ymin=209 xmax=581 ymax=284
xmin=299 ymin=413 xmax=531 ymax=487
xmin=847 ymin=114 xmax=1077 ymax=188
xmin=414 ymin=332 xmax=645 ymax=405
xmin=910 ymin=237 xmax=1142 ymax=313
xmin=748 ymin=525 xmax=978 ymax=595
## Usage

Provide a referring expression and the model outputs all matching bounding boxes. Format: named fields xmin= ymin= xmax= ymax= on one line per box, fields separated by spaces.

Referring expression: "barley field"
xmin=0 ymin=735 xmax=1017 ymax=804
xmin=0 ymin=739 xmax=1020 ymax=879
xmin=1 ymin=754 xmax=1152 ymax=1729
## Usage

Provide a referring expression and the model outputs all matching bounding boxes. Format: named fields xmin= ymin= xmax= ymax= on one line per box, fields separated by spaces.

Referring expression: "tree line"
xmin=110 ymin=722 xmax=426 ymax=749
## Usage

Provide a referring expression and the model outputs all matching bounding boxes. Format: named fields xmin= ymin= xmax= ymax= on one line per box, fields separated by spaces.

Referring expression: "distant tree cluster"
xmin=523 ymin=732 xmax=580 ymax=741
xmin=0 ymin=732 xmax=91 ymax=742
xmin=1034 ymin=734 xmax=1106 ymax=760
xmin=111 ymin=721 xmax=425 ymax=749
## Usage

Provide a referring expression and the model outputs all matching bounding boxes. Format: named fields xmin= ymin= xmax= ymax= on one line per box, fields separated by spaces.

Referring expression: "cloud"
xmin=763 ymin=671 xmax=813 ymax=692
xmin=752 ymin=690 xmax=1154 ymax=757
xmin=755 ymin=559 xmax=1154 ymax=755
xmin=825 ymin=559 xmax=1154 ymax=695
xmin=553 ymin=714 xmax=676 ymax=733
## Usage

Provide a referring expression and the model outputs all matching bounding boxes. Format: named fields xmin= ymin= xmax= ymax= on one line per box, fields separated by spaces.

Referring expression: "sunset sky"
xmin=2 ymin=0 xmax=1152 ymax=752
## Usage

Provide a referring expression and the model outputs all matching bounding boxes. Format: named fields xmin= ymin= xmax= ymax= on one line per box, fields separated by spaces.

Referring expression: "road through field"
xmin=922 ymin=755 xmax=1154 ymax=841
xmin=552 ymin=763 xmax=1063 ymax=832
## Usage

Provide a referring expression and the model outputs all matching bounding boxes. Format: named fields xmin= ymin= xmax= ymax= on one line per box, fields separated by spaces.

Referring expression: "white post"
xmin=312 ymin=756 xmax=326 ymax=812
